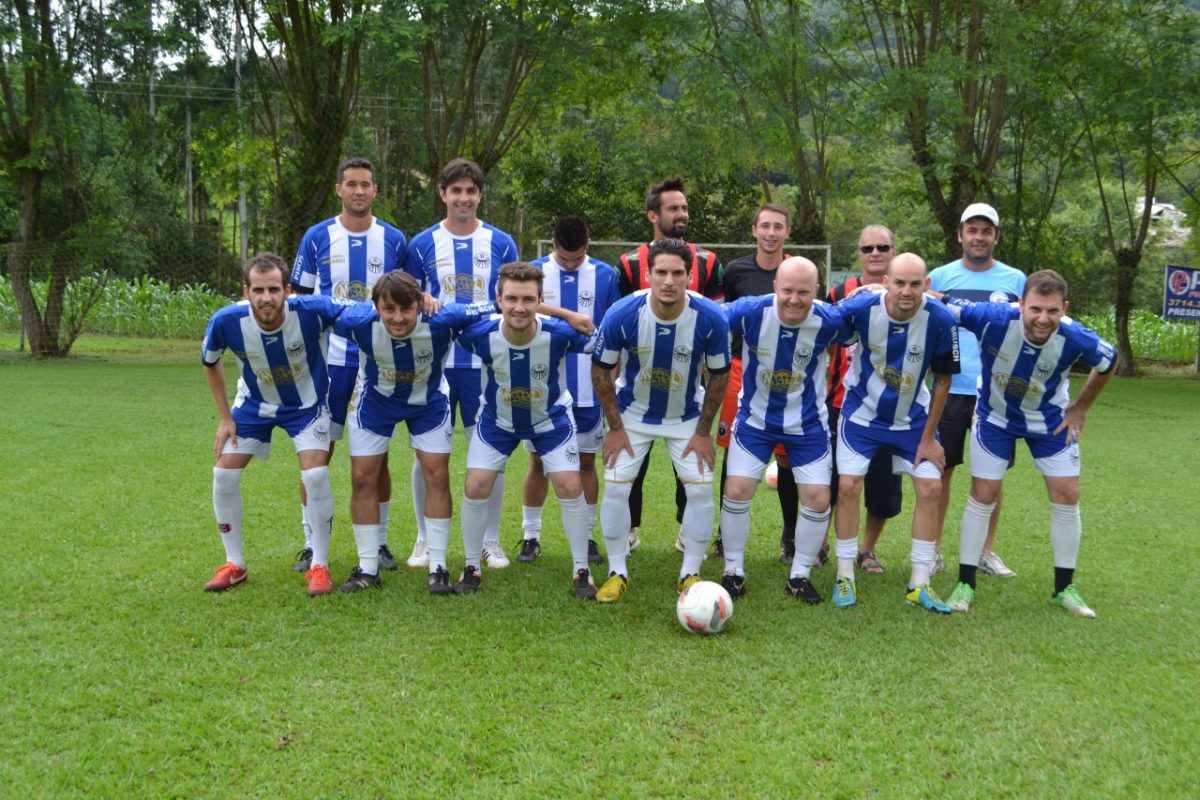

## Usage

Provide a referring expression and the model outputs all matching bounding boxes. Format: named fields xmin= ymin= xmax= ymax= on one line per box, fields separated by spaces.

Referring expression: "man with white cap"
xmin=929 ymin=203 xmax=1026 ymax=576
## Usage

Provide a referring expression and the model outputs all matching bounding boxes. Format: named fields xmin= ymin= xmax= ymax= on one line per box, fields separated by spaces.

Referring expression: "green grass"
xmin=1 ymin=336 xmax=1198 ymax=798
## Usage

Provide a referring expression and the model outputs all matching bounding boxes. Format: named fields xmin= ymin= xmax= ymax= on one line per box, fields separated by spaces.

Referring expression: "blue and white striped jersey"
xmin=593 ymin=291 xmax=732 ymax=426
xmin=202 ymin=295 xmax=349 ymax=418
xmin=839 ymin=292 xmax=961 ymax=431
xmin=456 ymin=317 xmax=592 ymax=435
xmin=403 ymin=220 xmax=519 ymax=370
xmin=945 ymin=300 xmax=1116 ymax=435
xmin=530 ymin=253 xmax=621 ymax=408
xmin=290 ymin=216 xmax=407 ymax=368
xmin=332 ymin=301 xmax=494 ymax=407
xmin=726 ymin=295 xmax=852 ymax=436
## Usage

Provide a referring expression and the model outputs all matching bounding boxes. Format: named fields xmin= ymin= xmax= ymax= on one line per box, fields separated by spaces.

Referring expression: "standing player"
xmin=613 ymin=176 xmax=724 ymax=552
xmin=591 ymin=238 xmax=731 ymax=603
xmin=929 ymin=203 xmax=1026 ymax=577
xmin=453 ymin=262 xmax=599 ymax=598
xmin=719 ymin=257 xmax=850 ymax=602
xmin=934 ymin=271 xmax=1116 ymax=616
xmin=716 ymin=203 xmax=800 ymax=564
xmin=833 ymin=253 xmax=960 ymax=613
xmin=290 ymin=157 xmax=407 ymax=573
xmin=404 ymin=158 xmax=519 ymax=570
xmin=201 ymin=253 xmax=348 ymax=596
xmin=823 ymin=225 xmax=906 ymax=574
xmin=518 ymin=216 xmax=621 ymax=563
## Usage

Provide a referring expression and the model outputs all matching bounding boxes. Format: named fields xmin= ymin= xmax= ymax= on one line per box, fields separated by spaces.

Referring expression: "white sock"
xmin=213 ymin=468 xmax=245 ymax=568
xmin=719 ymin=496 xmax=752 ymax=576
xmin=300 ymin=467 xmax=333 ymax=567
xmin=352 ymin=524 xmax=379 ymax=574
xmin=483 ymin=473 xmax=505 ymax=545
xmin=559 ymin=493 xmax=591 ymax=572
xmin=959 ymin=496 xmax=996 ymax=568
xmin=301 ymin=503 xmax=313 ymax=550
xmin=600 ymin=481 xmax=632 ymax=577
xmin=378 ymin=501 xmax=390 ymax=547
xmin=425 ymin=517 xmax=451 ymax=572
xmin=411 ymin=461 xmax=427 ymax=542
xmin=791 ymin=505 xmax=831 ymax=579
xmin=836 ymin=537 xmax=857 ymax=581
xmin=1050 ymin=502 xmax=1082 ymax=569
xmin=910 ymin=538 xmax=936 ymax=588
xmin=586 ymin=503 xmax=597 ymax=535
xmin=460 ymin=496 xmax=489 ymax=569
xmin=522 ymin=504 xmax=544 ymax=539
xmin=680 ymin=483 xmax=714 ymax=578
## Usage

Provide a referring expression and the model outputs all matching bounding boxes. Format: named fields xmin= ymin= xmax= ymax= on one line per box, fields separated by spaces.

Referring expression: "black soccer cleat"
xmin=720 ymin=571 xmax=746 ymax=599
xmin=427 ymin=566 xmax=455 ymax=595
xmin=573 ymin=568 xmax=598 ymax=600
xmin=378 ymin=544 xmax=400 ymax=571
xmin=517 ymin=538 xmax=541 ymax=563
xmin=786 ymin=575 xmax=823 ymax=605
xmin=455 ymin=565 xmax=482 ymax=594
xmin=712 ymin=535 xmax=725 ymax=559
xmin=779 ymin=531 xmax=795 ymax=565
xmin=292 ymin=547 xmax=313 ymax=573
xmin=339 ymin=566 xmax=382 ymax=593
xmin=587 ymin=538 xmax=603 ymax=565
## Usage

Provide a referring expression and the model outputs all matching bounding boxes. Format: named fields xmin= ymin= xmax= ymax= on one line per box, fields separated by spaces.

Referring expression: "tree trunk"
xmin=7 ymin=168 xmax=66 ymax=357
xmin=1113 ymin=246 xmax=1138 ymax=376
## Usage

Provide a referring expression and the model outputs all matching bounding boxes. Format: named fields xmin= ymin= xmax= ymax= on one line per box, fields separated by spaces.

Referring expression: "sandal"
xmin=856 ymin=550 xmax=884 ymax=574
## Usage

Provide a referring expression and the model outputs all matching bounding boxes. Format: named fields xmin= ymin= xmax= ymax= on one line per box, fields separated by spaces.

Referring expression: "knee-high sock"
xmin=791 ymin=504 xmax=831 ymax=578
xmin=1050 ymin=502 xmax=1081 ymax=569
xmin=522 ymin=504 xmax=544 ymax=539
xmin=300 ymin=466 xmax=333 ymax=568
xmin=720 ymin=497 xmax=752 ymax=575
xmin=411 ymin=461 xmax=427 ymax=541
xmin=352 ymin=524 xmax=379 ymax=574
xmin=910 ymin=538 xmax=936 ymax=588
xmin=460 ymin=496 xmax=489 ymax=569
xmin=559 ymin=493 xmax=592 ymax=572
xmin=959 ymin=496 xmax=996 ymax=569
xmin=600 ymin=481 xmax=632 ymax=577
xmin=680 ymin=482 xmax=715 ymax=577
xmin=213 ymin=468 xmax=245 ymax=567
xmin=425 ymin=516 xmax=451 ymax=573
xmin=301 ymin=503 xmax=312 ymax=550
xmin=836 ymin=537 xmax=857 ymax=581
xmin=378 ymin=501 xmax=390 ymax=547
xmin=777 ymin=468 xmax=799 ymax=540
xmin=484 ymin=473 xmax=504 ymax=544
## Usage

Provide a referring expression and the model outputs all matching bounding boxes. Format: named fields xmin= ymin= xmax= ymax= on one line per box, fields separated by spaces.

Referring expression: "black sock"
xmin=778 ymin=468 xmax=799 ymax=535
xmin=959 ymin=564 xmax=978 ymax=589
xmin=1054 ymin=567 xmax=1074 ymax=596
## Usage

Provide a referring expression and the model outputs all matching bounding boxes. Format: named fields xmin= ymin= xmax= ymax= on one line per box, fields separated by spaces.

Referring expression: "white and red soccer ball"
xmin=676 ymin=580 xmax=734 ymax=635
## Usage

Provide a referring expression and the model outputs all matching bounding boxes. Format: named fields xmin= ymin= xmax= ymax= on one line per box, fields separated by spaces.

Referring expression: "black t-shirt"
xmin=723 ymin=253 xmax=780 ymax=355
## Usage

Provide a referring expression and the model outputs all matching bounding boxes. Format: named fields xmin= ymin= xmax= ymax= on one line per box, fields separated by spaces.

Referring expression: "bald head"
xmin=887 ymin=252 xmax=927 ymax=278
xmin=775 ymin=256 xmax=820 ymax=324
xmin=884 ymin=252 xmax=929 ymax=320
xmin=778 ymin=256 xmax=819 ymax=286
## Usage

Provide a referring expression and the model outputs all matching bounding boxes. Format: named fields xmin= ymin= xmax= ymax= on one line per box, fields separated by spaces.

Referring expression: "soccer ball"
xmin=676 ymin=580 xmax=734 ymax=635
xmin=763 ymin=459 xmax=779 ymax=489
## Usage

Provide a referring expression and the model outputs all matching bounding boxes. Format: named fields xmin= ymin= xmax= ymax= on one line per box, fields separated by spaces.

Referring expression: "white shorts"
xmin=468 ymin=429 xmax=580 ymax=475
xmin=726 ymin=432 xmax=832 ymax=487
xmin=221 ymin=408 xmax=332 ymax=460
xmin=604 ymin=416 xmax=713 ymax=484
xmin=970 ymin=424 xmax=1081 ymax=480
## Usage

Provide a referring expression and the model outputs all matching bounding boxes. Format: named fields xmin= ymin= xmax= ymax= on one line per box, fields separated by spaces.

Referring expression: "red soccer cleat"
xmin=204 ymin=562 xmax=247 ymax=592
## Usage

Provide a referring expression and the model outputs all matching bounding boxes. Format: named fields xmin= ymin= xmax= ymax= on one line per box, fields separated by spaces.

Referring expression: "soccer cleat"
xmin=946 ymin=581 xmax=975 ymax=613
xmin=517 ymin=538 xmax=541 ymax=563
xmin=906 ymin=583 xmax=951 ymax=614
xmin=786 ymin=575 xmax=822 ymax=605
xmin=815 ymin=543 xmax=829 ymax=567
xmin=1052 ymin=585 xmax=1096 ymax=618
xmin=931 ymin=552 xmax=945 ymax=576
xmin=979 ymin=551 xmax=1017 ymax=578
xmin=832 ymin=577 xmax=857 ymax=608
xmin=596 ymin=572 xmax=629 ymax=603
xmin=482 ymin=541 xmax=510 ymax=569
xmin=455 ymin=565 xmax=483 ymax=594
xmin=406 ymin=538 xmax=429 ymax=569
xmin=573 ymin=568 xmax=598 ymax=600
xmin=378 ymin=544 xmax=400 ymax=571
xmin=339 ymin=566 xmax=382 ymax=593
xmin=292 ymin=548 xmax=313 ymax=573
xmin=204 ymin=562 xmax=247 ymax=592
xmin=588 ymin=538 xmax=603 ymax=565
xmin=305 ymin=565 xmax=334 ymax=596
xmin=427 ymin=566 xmax=455 ymax=595
xmin=677 ymin=573 xmax=702 ymax=593
xmin=779 ymin=532 xmax=795 ymax=564
xmin=721 ymin=571 xmax=746 ymax=599
xmin=712 ymin=536 xmax=725 ymax=559
xmin=628 ymin=527 xmax=641 ymax=552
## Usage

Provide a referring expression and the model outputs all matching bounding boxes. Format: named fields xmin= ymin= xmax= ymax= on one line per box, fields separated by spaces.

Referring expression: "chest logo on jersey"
xmin=994 ymin=373 xmax=1041 ymax=400
xmin=334 ymin=280 xmax=370 ymax=301
xmin=501 ymin=386 xmax=543 ymax=409
xmin=531 ymin=363 xmax=550 ymax=381
xmin=1033 ymin=361 xmax=1055 ymax=380
xmin=905 ymin=345 xmax=924 ymax=363
xmin=287 ymin=340 xmax=305 ymax=359
xmin=415 ymin=349 xmax=434 ymax=365
xmin=474 ymin=252 xmax=491 ymax=269
xmin=368 ymin=256 xmax=384 ymax=274
xmin=658 ymin=327 xmax=672 ymax=337
xmin=639 ymin=367 xmax=683 ymax=391
xmin=792 ymin=345 xmax=813 ymax=368
xmin=441 ymin=273 xmax=487 ymax=299
xmin=759 ymin=369 xmax=805 ymax=392
xmin=672 ymin=345 xmax=692 ymax=363
xmin=256 ymin=363 xmax=304 ymax=386
xmin=891 ymin=325 xmax=905 ymax=336
xmin=875 ymin=365 xmax=916 ymax=394
xmin=578 ymin=290 xmax=594 ymax=308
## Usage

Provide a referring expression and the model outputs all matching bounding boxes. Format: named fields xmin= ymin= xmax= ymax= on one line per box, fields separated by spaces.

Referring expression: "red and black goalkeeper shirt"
xmin=826 ymin=275 xmax=864 ymax=410
xmin=616 ymin=241 xmax=724 ymax=301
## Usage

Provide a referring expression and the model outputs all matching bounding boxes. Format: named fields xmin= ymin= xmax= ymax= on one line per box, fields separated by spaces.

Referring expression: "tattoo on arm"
xmin=695 ymin=372 xmax=728 ymax=435
xmin=591 ymin=364 xmax=623 ymax=431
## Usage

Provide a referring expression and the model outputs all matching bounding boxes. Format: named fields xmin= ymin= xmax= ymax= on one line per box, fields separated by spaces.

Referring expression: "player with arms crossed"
xmin=719 ymin=257 xmax=851 ymax=603
xmin=591 ymin=238 xmax=732 ymax=603
xmin=201 ymin=253 xmax=349 ymax=596
xmin=833 ymin=253 xmax=960 ymax=613
xmin=454 ymin=262 xmax=600 ymax=598
xmin=934 ymin=270 xmax=1116 ymax=617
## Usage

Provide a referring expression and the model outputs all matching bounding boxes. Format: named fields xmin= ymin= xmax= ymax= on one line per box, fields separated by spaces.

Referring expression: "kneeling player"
xmin=936 ymin=270 xmax=1116 ymax=617
xmin=201 ymin=252 xmax=349 ymax=596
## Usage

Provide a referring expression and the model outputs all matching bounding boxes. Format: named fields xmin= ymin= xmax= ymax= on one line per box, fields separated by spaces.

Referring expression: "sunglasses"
xmin=859 ymin=244 xmax=892 ymax=254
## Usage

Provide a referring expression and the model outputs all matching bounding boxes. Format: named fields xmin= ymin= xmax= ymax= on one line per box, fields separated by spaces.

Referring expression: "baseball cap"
xmin=960 ymin=202 xmax=1000 ymax=227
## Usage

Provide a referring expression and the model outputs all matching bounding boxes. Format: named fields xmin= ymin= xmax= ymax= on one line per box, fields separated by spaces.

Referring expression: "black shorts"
xmin=828 ymin=406 xmax=903 ymax=519
xmin=937 ymin=394 xmax=976 ymax=468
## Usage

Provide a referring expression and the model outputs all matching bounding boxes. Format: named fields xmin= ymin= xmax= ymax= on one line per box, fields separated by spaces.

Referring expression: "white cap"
xmin=960 ymin=202 xmax=999 ymax=227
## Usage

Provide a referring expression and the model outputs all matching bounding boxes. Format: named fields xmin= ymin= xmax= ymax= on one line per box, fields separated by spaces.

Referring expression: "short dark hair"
xmin=1024 ymin=269 xmax=1068 ymax=301
xmin=645 ymin=176 xmax=686 ymax=214
xmin=753 ymin=202 xmax=790 ymax=227
xmin=647 ymin=238 xmax=693 ymax=273
xmin=243 ymin=252 xmax=288 ymax=286
xmin=338 ymin=157 xmax=375 ymax=183
xmin=497 ymin=261 xmax=544 ymax=296
xmin=438 ymin=157 xmax=485 ymax=191
xmin=553 ymin=216 xmax=589 ymax=251
xmin=372 ymin=271 xmax=424 ymax=309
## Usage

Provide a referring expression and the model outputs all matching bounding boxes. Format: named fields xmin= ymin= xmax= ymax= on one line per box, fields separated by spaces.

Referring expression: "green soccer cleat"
xmin=946 ymin=581 xmax=975 ymax=613
xmin=906 ymin=583 xmax=951 ymax=614
xmin=1052 ymin=585 xmax=1096 ymax=618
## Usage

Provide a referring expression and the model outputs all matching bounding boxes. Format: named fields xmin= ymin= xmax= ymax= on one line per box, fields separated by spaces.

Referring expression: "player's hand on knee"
xmin=215 ymin=418 xmax=237 ymax=458
xmin=683 ymin=434 xmax=716 ymax=476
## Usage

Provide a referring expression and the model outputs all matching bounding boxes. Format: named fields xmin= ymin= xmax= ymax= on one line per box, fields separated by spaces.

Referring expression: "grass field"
xmin=2 ymin=334 xmax=1198 ymax=798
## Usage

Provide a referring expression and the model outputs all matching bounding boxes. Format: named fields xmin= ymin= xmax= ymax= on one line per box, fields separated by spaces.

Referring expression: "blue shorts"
xmin=445 ymin=368 xmax=483 ymax=430
xmin=353 ymin=391 xmax=451 ymax=439
xmin=838 ymin=417 xmax=941 ymax=479
xmin=731 ymin=417 xmax=830 ymax=469
xmin=975 ymin=419 xmax=1072 ymax=462
xmin=232 ymin=403 xmax=326 ymax=442
xmin=326 ymin=364 xmax=359 ymax=428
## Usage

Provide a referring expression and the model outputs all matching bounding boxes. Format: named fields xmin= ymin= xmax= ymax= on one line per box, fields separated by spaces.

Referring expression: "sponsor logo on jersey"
xmin=330 ymin=255 xmax=346 ymax=265
xmin=500 ymin=386 xmax=543 ymax=409
xmin=256 ymin=363 xmax=304 ymax=386
xmin=334 ymin=280 xmax=370 ymax=301
xmin=639 ymin=367 xmax=683 ymax=391
xmin=380 ymin=367 xmax=422 ymax=385
xmin=876 ymin=365 xmax=916 ymax=394
xmin=531 ymin=363 xmax=550 ymax=381
xmin=368 ymin=256 xmax=384 ymax=274
xmin=994 ymin=373 xmax=1040 ymax=400
xmin=905 ymin=344 xmax=923 ymax=363
xmin=672 ymin=345 xmax=692 ymax=363
xmin=759 ymin=369 xmax=804 ymax=392
xmin=440 ymin=273 xmax=486 ymax=299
